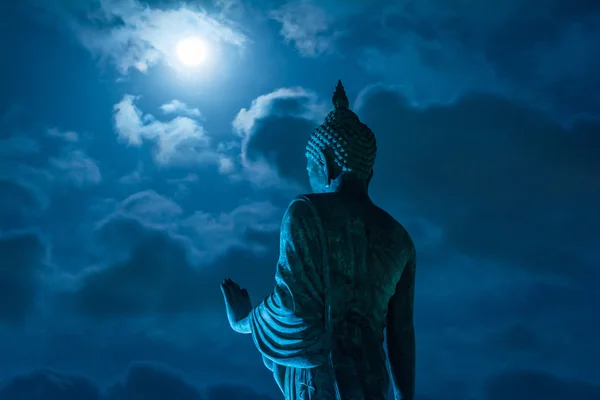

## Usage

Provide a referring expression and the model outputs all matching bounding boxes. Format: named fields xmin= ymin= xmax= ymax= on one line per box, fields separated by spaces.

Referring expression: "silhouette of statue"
xmin=221 ymin=81 xmax=416 ymax=400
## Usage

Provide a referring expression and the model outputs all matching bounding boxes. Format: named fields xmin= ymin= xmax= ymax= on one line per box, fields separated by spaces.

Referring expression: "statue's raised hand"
xmin=220 ymin=278 xmax=252 ymax=334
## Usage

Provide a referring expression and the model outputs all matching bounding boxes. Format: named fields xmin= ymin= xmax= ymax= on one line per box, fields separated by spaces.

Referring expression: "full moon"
xmin=176 ymin=37 xmax=207 ymax=68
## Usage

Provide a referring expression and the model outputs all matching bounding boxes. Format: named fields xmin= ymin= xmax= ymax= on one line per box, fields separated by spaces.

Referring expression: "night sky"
xmin=1 ymin=0 xmax=599 ymax=399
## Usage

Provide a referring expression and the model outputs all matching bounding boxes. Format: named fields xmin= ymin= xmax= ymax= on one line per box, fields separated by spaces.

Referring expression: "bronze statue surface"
xmin=222 ymin=81 xmax=416 ymax=400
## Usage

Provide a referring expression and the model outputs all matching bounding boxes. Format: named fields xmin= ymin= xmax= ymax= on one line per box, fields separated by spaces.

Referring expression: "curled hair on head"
xmin=306 ymin=80 xmax=377 ymax=180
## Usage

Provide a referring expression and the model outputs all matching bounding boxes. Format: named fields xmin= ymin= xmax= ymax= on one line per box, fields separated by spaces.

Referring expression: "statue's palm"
xmin=220 ymin=278 xmax=252 ymax=332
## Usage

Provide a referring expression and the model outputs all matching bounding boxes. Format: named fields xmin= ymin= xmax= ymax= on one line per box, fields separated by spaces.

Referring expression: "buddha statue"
xmin=222 ymin=81 xmax=416 ymax=400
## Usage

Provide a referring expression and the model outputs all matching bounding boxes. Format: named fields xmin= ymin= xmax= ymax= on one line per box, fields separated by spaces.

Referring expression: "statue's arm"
xmin=246 ymin=197 xmax=327 ymax=368
xmin=386 ymin=253 xmax=416 ymax=400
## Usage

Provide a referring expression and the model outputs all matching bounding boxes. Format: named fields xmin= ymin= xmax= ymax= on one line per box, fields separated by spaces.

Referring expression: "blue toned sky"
xmin=0 ymin=0 xmax=599 ymax=399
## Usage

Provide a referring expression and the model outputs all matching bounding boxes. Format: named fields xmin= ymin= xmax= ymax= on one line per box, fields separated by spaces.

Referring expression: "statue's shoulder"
xmin=294 ymin=192 xmax=330 ymax=205
xmin=370 ymin=204 xmax=416 ymax=254
xmin=283 ymin=194 xmax=322 ymax=223
xmin=290 ymin=193 xmax=334 ymax=215
xmin=282 ymin=193 xmax=333 ymax=224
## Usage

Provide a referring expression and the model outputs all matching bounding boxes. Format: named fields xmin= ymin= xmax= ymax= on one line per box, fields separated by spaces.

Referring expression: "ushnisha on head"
xmin=306 ymin=80 xmax=377 ymax=193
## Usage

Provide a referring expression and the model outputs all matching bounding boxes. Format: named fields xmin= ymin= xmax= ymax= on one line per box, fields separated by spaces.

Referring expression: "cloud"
xmin=333 ymin=0 xmax=600 ymax=116
xmin=98 ymin=190 xmax=281 ymax=259
xmin=0 ymin=231 xmax=47 ymax=325
xmin=53 ymin=0 xmax=250 ymax=74
xmin=339 ymin=3 xmax=506 ymax=105
xmin=113 ymin=94 xmax=222 ymax=167
xmin=486 ymin=323 xmax=543 ymax=353
xmin=262 ymin=0 xmax=599 ymax=117
xmin=232 ymin=87 xmax=325 ymax=187
xmin=160 ymin=100 xmax=203 ymax=119
xmin=476 ymin=277 xmax=600 ymax=361
xmin=0 ymin=114 xmax=100 ymax=229
xmin=217 ymin=156 xmax=235 ymax=174
xmin=63 ymin=190 xmax=281 ymax=319
xmin=49 ymin=149 xmax=102 ymax=186
xmin=69 ymin=216 xmax=205 ymax=319
xmin=0 ymin=364 xmax=276 ymax=400
xmin=0 ymin=369 xmax=102 ymax=400
xmin=0 ymin=179 xmax=48 ymax=228
xmin=206 ymin=383 xmax=276 ymax=400
xmin=177 ymin=200 xmax=281 ymax=256
xmin=267 ymin=0 xmax=396 ymax=57
xmin=358 ymin=41 xmax=501 ymax=106
xmin=0 ymin=129 xmax=51 ymax=228
xmin=269 ymin=0 xmax=337 ymax=57
xmin=105 ymin=362 xmax=203 ymax=400
xmin=407 ymin=254 xmax=600 ymax=396
xmin=117 ymin=161 xmax=146 ymax=185
xmin=46 ymin=128 xmax=79 ymax=143
xmin=354 ymin=85 xmax=600 ymax=276
xmin=165 ymin=173 xmax=199 ymax=195
xmin=485 ymin=370 xmax=600 ymax=400
xmin=119 ymin=190 xmax=184 ymax=227
xmin=66 ymin=238 xmax=275 ymax=320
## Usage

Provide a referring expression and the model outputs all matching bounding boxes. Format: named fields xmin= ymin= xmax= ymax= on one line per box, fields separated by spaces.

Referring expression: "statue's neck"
xmin=334 ymin=177 xmax=370 ymax=199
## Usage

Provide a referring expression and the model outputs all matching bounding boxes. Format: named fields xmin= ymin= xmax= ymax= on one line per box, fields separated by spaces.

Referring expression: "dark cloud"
xmin=0 ymin=114 xmax=101 ymax=246
xmin=485 ymin=370 xmax=600 ymax=400
xmin=66 ymin=211 xmax=279 ymax=319
xmin=244 ymin=115 xmax=314 ymax=185
xmin=0 ymin=232 xmax=47 ymax=324
xmin=487 ymin=323 xmax=543 ymax=353
xmin=233 ymin=87 xmax=323 ymax=189
xmin=67 ymin=215 xmax=206 ymax=319
xmin=11 ymin=327 xmax=274 ymax=392
xmin=314 ymin=0 xmax=600 ymax=116
xmin=468 ymin=277 xmax=599 ymax=380
xmin=0 ymin=364 xmax=276 ymax=400
xmin=356 ymin=86 xmax=600 ymax=276
xmin=470 ymin=278 xmax=599 ymax=326
xmin=206 ymin=383 xmax=276 ymax=400
xmin=0 ymin=125 xmax=49 ymax=227
xmin=0 ymin=369 xmax=102 ymax=400
xmin=0 ymin=179 xmax=47 ymax=228
xmin=105 ymin=362 xmax=203 ymax=400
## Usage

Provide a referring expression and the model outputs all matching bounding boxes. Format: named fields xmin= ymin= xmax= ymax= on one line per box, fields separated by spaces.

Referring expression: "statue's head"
xmin=305 ymin=80 xmax=377 ymax=193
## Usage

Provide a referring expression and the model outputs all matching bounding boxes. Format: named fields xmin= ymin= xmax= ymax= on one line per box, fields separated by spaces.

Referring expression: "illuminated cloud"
xmin=113 ymin=95 xmax=217 ymax=166
xmin=232 ymin=87 xmax=325 ymax=188
xmin=160 ymin=100 xmax=203 ymax=119
xmin=57 ymin=0 xmax=250 ymax=74
xmin=269 ymin=0 xmax=337 ymax=57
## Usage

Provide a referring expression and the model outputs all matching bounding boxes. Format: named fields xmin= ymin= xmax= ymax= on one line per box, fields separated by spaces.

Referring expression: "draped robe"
xmin=249 ymin=194 xmax=415 ymax=399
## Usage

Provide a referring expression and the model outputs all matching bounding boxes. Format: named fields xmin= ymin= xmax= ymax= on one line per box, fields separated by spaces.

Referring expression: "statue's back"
xmin=302 ymin=192 xmax=415 ymax=400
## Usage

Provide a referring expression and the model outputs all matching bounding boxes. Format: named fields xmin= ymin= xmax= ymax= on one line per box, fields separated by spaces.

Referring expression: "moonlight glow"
xmin=176 ymin=37 xmax=207 ymax=67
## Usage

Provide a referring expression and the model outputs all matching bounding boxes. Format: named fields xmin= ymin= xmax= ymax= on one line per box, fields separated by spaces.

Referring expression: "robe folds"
xmin=249 ymin=194 xmax=414 ymax=399
xmin=250 ymin=195 xmax=331 ymax=398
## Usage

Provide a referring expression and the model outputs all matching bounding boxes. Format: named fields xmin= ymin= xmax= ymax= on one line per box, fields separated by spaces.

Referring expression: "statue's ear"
xmin=323 ymin=151 xmax=337 ymax=184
